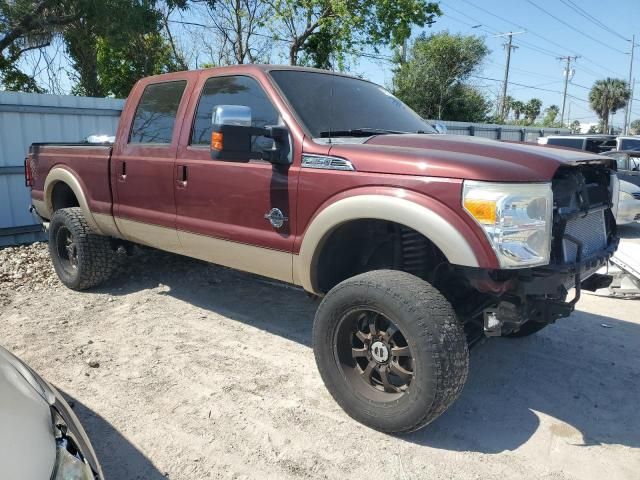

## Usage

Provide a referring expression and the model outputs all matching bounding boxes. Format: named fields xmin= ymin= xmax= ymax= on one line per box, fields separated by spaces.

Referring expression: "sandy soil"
xmin=1 ymin=228 xmax=639 ymax=480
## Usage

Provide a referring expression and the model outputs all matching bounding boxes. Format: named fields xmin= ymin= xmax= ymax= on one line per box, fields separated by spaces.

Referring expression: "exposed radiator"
xmin=562 ymin=209 xmax=607 ymax=263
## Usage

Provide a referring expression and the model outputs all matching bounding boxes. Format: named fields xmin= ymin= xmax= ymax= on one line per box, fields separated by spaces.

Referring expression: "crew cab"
xmin=26 ymin=65 xmax=619 ymax=434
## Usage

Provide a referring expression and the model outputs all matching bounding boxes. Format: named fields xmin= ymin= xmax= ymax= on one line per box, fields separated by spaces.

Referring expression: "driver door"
xmin=174 ymin=73 xmax=298 ymax=282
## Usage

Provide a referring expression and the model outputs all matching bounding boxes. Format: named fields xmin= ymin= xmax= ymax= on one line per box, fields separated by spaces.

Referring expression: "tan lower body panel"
xmin=178 ymin=230 xmax=293 ymax=283
xmin=115 ymin=217 xmax=294 ymax=284
xmin=114 ymin=217 xmax=183 ymax=254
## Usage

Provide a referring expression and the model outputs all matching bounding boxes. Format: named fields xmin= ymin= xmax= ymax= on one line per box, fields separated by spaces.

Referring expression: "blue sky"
xmin=16 ymin=0 xmax=640 ymax=128
xmin=352 ymin=0 xmax=640 ymax=128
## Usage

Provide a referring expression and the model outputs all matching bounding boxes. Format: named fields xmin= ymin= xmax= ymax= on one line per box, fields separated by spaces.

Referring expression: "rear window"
xmin=546 ymin=138 xmax=584 ymax=150
xmin=619 ymin=138 xmax=640 ymax=151
xmin=129 ymin=81 xmax=187 ymax=144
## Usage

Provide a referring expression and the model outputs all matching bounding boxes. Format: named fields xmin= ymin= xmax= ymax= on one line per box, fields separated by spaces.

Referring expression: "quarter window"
xmin=129 ymin=81 xmax=187 ymax=144
xmin=191 ymin=75 xmax=280 ymax=149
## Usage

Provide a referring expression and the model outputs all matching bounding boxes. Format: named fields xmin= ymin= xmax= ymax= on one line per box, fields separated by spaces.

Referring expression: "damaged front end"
xmin=456 ymin=163 xmax=619 ymax=343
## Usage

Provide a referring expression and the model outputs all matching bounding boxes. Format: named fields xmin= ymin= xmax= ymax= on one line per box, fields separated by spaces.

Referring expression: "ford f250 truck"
xmin=26 ymin=65 xmax=619 ymax=433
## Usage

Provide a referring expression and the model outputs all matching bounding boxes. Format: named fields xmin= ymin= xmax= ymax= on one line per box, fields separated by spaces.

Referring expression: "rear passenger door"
xmin=112 ymin=78 xmax=192 ymax=253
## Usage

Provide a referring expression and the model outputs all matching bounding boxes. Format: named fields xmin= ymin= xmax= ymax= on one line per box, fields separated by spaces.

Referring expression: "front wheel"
xmin=312 ymin=270 xmax=469 ymax=433
xmin=48 ymin=207 xmax=115 ymax=290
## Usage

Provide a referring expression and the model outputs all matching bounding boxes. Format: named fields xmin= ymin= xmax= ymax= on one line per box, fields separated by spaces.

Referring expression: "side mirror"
xmin=210 ymin=105 xmax=291 ymax=166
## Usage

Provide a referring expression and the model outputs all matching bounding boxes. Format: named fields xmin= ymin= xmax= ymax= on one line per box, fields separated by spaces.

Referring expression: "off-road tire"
xmin=48 ymin=207 xmax=115 ymax=290
xmin=313 ymin=270 xmax=469 ymax=434
xmin=504 ymin=321 xmax=548 ymax=338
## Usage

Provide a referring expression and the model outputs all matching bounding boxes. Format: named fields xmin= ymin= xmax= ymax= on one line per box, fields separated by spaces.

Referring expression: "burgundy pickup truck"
xmin=26 ymin=65 xmax=619 ymax=433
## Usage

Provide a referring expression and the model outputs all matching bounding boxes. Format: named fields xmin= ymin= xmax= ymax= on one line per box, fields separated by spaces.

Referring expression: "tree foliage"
xmin=569 ymin=120 xmax=581 ymax=134
xmin=268 ymin=0 xmax=441 ymax=66
xmin=393 ymin=31 xmax=490 ymax=121
xmin=629 ymin=119 xmax=640 ymax=135
xmin=589 ymin=77 xmax=630 ymax=134
xmin=542 ymin=104 xmax=560 ymax=127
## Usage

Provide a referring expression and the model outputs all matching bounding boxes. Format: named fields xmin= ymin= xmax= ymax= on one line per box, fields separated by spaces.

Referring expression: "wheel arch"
xmin=295 ymin=192 xmax=485 ymax=294
xmin=43 ymin=167 xmax=103 ymax=234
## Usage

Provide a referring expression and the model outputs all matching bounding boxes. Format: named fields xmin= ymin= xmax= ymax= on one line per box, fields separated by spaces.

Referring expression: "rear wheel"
xmin=49 ymin=207 xmax=115 ymax=290
xmin=313 ymin=270 xmax=469 ymax=433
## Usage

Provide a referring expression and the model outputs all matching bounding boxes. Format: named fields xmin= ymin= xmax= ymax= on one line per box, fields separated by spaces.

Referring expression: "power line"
xmin=559 ymin=0 xmax=630 ymax=42
xmin=459 ymin=0 xmax=626 ymax=77
xmin=524 ymin=0 xmax=628 ymax=55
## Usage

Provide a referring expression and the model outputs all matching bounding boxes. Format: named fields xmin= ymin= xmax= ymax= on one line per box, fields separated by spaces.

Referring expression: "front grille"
xmin=632 ymin=192 xmax=640 ymax=200
xmin=562 ymin=209 xmax=607 ymax=263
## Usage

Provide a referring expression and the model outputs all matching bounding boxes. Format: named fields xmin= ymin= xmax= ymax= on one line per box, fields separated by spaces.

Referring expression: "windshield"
xmin=619 ymin=138 xmax=640 ymax=151
xmin=269 ymin=70 xmax=435 ymax=138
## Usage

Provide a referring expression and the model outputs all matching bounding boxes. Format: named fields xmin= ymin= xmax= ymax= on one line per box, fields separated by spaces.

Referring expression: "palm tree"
xmin=511 ymin=100 xmax=525 ymax=122
xmin=589 ymin=78 xmax=631 ymax=134
xmin=523 ymin=98 xmax=542 ymax=125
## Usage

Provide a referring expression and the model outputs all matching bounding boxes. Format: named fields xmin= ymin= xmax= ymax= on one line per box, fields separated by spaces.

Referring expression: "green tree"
xmin=96 ymin=33 xmax=179 ymax=97
xmin=393 ymin=32 xmax=490 ymax=121
xmin=268 ymin=0 xmax=441 ymax=66
xmin=523 ymin=98 xmax=542 ymax=125
xmin=510 ymin=100 xmax=525 ymax=122
xmin=569 ymin=119 xmax=581 ymax=134
xmin=629 ymin=118 xmax=640 ymax=135
xmin=542 ymin=104 xmax=560 ymax=127
xmin=589 ymin=78 xmax=630 ymax=134
xmin=0 ymin=0 xmax=79 ymax=91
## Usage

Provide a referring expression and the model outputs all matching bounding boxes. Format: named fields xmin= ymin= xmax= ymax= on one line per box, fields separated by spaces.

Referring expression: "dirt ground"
xmin=1 ymin=226 xmax=640 ymax=480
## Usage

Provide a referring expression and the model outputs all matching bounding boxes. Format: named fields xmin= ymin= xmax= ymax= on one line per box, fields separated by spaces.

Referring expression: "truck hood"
xmin=327 ymin=134 xmax=611 ymax=182
xmin=0 ymin=347 xmax=56 ymax=480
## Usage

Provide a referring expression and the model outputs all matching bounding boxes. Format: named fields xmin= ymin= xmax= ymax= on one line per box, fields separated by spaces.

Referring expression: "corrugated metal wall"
xmin=0 ymin=92 xmax=124 ymax=246
xmin=429 ymin=119 xmax=571 ymax=141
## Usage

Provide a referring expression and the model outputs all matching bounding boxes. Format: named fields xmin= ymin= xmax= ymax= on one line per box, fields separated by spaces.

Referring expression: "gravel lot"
xmin=1 ymin=226 xmax=639 ymax=480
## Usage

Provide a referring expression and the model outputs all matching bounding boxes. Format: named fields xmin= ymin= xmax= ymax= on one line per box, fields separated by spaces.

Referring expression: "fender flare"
xmin=295 ymin=193 xmax=483 ymax=294
xmin=43 ymin=167 xmax=103 ymax=234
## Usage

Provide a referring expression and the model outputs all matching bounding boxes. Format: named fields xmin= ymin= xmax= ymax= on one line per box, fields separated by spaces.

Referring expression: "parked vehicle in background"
xmin=615 ymin=180 xmax=640 ymax=224
xmin=26 ymin=65 xmax=620 ymax=433
xmin=539 ymin=135 xmax=640 ymax=154
xmin=603 ymin=150 xmax=640 ymax=188
xmin=0 ymin=345 xmax=102 ymax=480
xmin=538 ymin=134 xmax=617 ymax=153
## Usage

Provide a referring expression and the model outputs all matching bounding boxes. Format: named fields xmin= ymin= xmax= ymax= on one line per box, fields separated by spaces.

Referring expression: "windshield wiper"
xmin=319 ymin=128 xmax=412 ymax=138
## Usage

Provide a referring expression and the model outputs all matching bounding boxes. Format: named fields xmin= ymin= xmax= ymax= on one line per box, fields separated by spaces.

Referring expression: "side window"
xmin=191 ymin=75 xmax=280 ymax=150
xmin=547 ymin=138 xmax=584 ymax=150
xmin=613 ymin=154 xmax=630 ymax=170
xmin=129 ymin=81 xmax=187 ymax=144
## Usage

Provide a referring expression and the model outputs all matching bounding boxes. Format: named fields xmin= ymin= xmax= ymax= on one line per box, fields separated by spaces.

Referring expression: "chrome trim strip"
xmin=301 ymin=154 xmax=355 ymax=171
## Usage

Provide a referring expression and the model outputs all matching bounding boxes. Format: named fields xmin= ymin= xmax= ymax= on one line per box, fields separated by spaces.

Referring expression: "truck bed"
xmin=29 ymin=143 xmax=114 ymax=220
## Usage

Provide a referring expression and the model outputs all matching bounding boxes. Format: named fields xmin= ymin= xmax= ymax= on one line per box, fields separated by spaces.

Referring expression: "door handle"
xmin=176 ymin=164 xmax=187 ymax=188
xmin=118 ymin=161 xmax=126 ymax=181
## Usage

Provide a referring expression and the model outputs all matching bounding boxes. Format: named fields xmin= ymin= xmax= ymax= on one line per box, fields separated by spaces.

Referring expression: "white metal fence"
xmin=0 ymin=91 xmax=124 ymax=246
xmin=429 ymin=119 xmax=571 ymax=141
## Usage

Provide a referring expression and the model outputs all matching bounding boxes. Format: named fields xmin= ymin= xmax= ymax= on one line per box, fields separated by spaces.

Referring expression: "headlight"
xmin=619 ymin=191 xmax=634 ymax=201
xmin=52 ymin=410 xmax=96 ymax=480
xmin=463 ymin=180 xmax=553 ymax=268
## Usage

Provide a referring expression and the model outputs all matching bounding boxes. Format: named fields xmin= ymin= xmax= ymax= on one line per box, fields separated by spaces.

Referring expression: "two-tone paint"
xmin=28 ymin=65 xmax=613 ymax=294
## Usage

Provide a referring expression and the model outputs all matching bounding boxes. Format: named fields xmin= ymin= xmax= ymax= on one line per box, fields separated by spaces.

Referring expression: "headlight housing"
xmin=52 ymin=409 xmax=96 ymax=480
xmin=463 ymin=180 xmax=553 ymax=268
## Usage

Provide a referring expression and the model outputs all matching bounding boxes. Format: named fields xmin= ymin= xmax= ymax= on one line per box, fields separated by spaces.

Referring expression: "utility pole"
xmin=559 ymin=55 xmax=579 ymax=127
xmin=624 ymin=35 xmax=636 ymax=135
xmin=493 ymin=31 xmax=524 ymax=120
xmin=629 ymin=77 xmax=636 ymax=134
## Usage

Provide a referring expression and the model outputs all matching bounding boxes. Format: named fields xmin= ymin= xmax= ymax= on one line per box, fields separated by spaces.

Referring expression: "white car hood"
xmin=620 ymin=179 xmax=640 ymax=194
xmin=0 ymin=348 xmax=56 ymax=480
